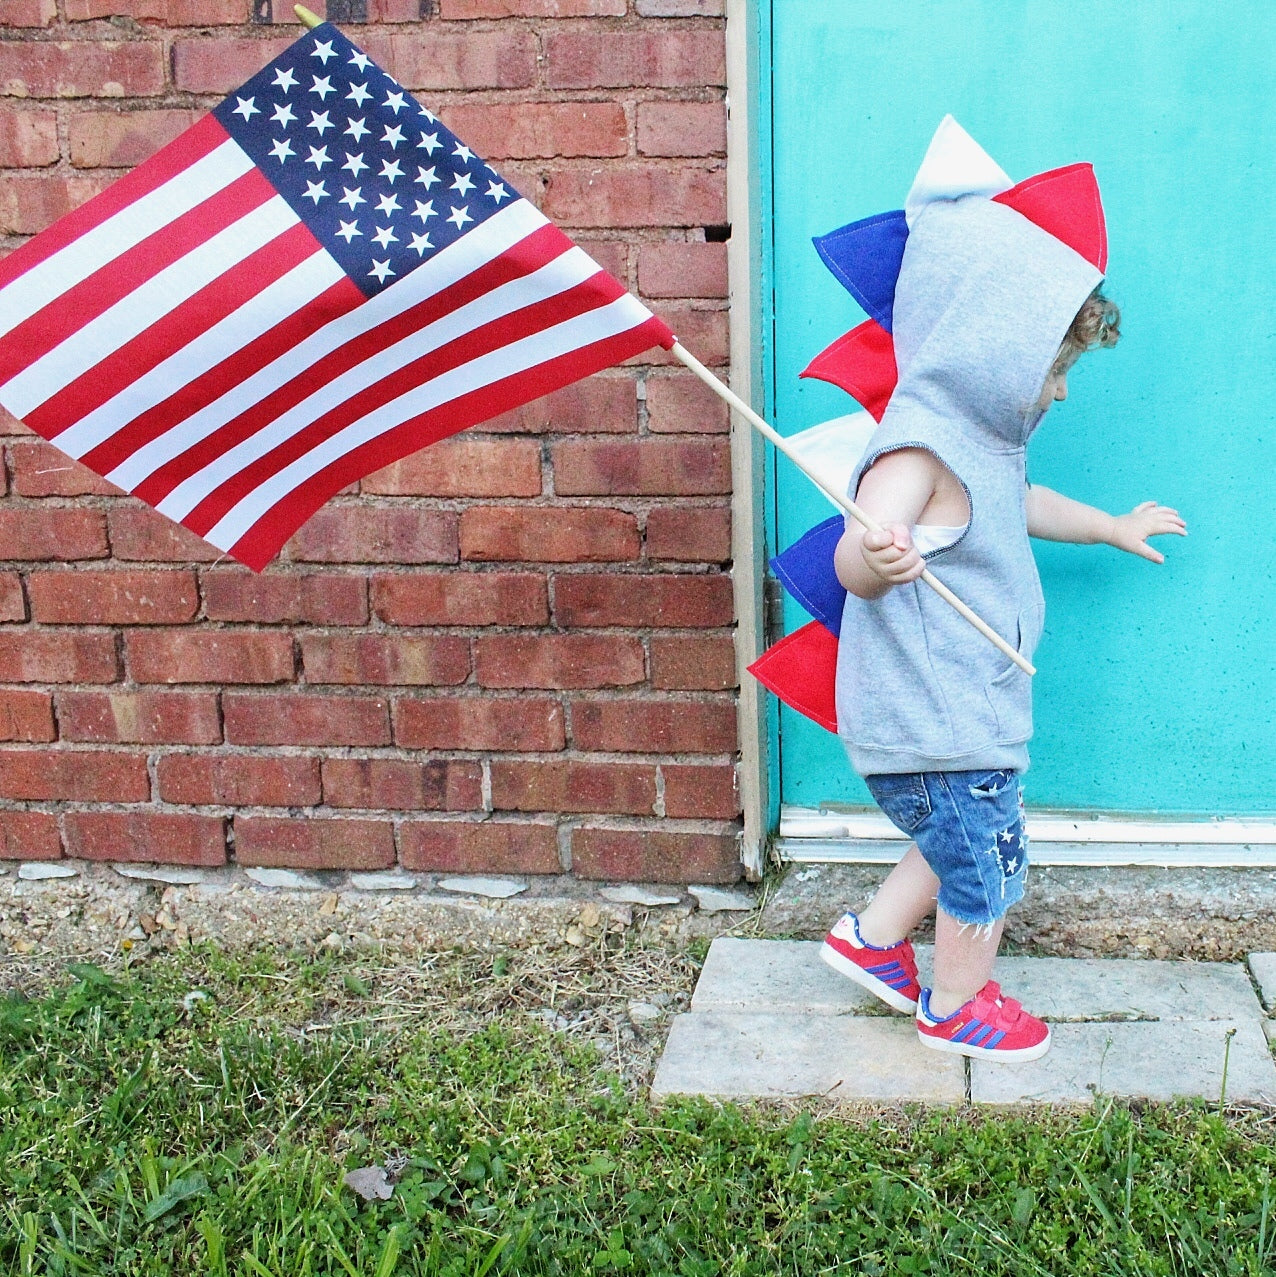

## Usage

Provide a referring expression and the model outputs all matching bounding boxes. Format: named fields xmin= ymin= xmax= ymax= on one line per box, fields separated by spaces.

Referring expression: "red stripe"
xmin=183 ymin=266 xmax=628 ymax=537
xmin=0 ymin=167 xmax=278 ymax=389
xmin=28 ymin=221 xmax=319 ymax=449
xmin=133 ymin=221 xmax=572 ymax=508
xmin=228 ymin=316 xmax=670 ymax=571
xmin=0 ymin=114 xmax=230 ymax=295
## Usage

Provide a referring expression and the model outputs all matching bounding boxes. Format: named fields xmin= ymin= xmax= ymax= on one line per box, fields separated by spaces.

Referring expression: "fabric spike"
xmin=993 ymin=163 xmax=1108 ymax=272
xmin=770 ymin=514 xmax=847 ymax=636
xmin=747 ymin=620 xmax=839 ymax=734
xmin=812 ymin=209 xmax=909 ymax=333
xmin=799 ymin=319 xmax=898 ymax=421
xmin=904 ymin=114 xmax=1012 ymax=228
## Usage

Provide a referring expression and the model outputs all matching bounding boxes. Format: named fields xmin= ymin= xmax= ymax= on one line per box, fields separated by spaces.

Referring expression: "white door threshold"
xmin=777 ymin=806 xmax=1276 ymax=868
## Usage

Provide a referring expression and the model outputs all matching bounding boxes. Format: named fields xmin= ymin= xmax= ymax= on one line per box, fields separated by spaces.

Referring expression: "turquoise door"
xmin=768 ymin=1 xmax=1276 ymax=815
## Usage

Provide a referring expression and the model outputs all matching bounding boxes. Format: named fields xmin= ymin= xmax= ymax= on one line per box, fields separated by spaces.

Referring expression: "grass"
xmin=3 ymin=941 xmax=1276 ymax=1275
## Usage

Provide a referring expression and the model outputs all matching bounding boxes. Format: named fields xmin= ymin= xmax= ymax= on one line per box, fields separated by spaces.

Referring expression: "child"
xmin=821 ymin=193 xmax=1186 ymax=1062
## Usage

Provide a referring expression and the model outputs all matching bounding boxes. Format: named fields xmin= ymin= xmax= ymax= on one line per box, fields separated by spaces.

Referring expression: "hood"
xmin=883 ymin=195 xmax=1102 ymax=449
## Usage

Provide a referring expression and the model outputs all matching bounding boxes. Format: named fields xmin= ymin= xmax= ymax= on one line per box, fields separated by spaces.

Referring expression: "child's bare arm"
xmin=1026 ymin=484 xmax=1187 ymax=563
xmin=834 ymin=448 xmax=941 ymax=599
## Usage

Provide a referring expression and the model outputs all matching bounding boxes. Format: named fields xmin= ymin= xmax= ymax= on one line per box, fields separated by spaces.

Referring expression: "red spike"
xmin=747 ymin=620 xmax=839 ymax=734
xmin=993 ymin=163 xmax=1107 ymax=272
xmin=800 ymin=319 xmax=898 ymax=422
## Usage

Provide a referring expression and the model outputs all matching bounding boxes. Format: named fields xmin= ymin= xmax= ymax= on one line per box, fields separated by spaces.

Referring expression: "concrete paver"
xmin=1247 ymin=953 xmax=1276 ymax=1011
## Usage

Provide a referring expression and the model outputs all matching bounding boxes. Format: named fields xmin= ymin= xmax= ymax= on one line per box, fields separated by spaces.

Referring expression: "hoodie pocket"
xmin=985 ymin=606 xmax=1039 ymax=741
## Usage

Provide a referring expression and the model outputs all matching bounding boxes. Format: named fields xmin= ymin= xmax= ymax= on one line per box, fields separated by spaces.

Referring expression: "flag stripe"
xmin=5 ymin=196 xmax=301 ymax=422
xmin=228 ymin=316 xmax=670 ymax=571
xmin=0 ymin=166 xmax=278 ymax=389
xmin=0 ymin=126 xmax=249 ymax=342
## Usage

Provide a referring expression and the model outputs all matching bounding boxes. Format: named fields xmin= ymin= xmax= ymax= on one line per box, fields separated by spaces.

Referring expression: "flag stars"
xmin=346 ymin=81 xmax=371 ymax=107
xmin=411 ymin=199 xmax=436 ymax=222
xmin=310 ymin=75 xmax=335 ymax=101
xmin=414 ymin=165 xmax=439 ymax=189
xmin=342 ymin=152 xmax=368 ymax=178
xmin=311 ymin=38 xmax=337 ymax=65
xmin=348 ymin=49 xmax=372 ymax=72
xmin=409 ymin=231 xmax=433 ymax=257
xmin=452 ymin=142 xmax=474 ymax=164
xmin=450 ymin=171 xmax=475 ymax=197
xmin=379 ymin=158 xmax=404 ymax=184
xmin=419 ymin=106 xmax=437 ymax=124
xmin=339 ymin=186 xmax=366 ymax=210
xmin=344 ymin=117 xmax=370 ymax=143
xmin=375 ymin=192 xmax=402 ymax=217
xmin=308 ymin=110 xmax=334 ymax=136
xmin=485 ymin=180 xmax=509 ymax=203
xmin=272 ymin=65 xmax=298 ymax=93
xmin=369 ymin=259 xmax=395 ymax=284
xmin=418 ymin=132 xmax=441 ymax=154
xmin=381 ymin=123 xmax=406 ymax=149
xmin=232 ymin=96 xmax=260 ymax=121
xmin=268 ymin=137 xmax=295 ymax=164
xmin=446 ymin=205 xmax=473 ymax=230
xmin=383 ymin=90 xmax=408 ymax=114
xmin=371 ymin=225 xmax=398 ymax=249
xmin=335 ymin=219 xmax=362 ymax=243
xmin=271 ymin=102 xmax=296 ymax=129
xmin=305 ymin=145 xmax=332 ymax=170
xmin=302 ymin=179 xmax=328 ymax=205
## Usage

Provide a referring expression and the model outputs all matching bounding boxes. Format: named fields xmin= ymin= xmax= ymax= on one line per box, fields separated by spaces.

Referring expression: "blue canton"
xmin=213 ymin=24 xmax=519 ymax=298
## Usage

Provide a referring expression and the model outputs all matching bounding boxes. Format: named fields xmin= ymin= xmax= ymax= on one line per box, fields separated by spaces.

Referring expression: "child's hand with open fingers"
xmin=1108 ymin=501 xmax=1187 ymax=564
xmin=861 ymin=523 xmax=926 ymax=585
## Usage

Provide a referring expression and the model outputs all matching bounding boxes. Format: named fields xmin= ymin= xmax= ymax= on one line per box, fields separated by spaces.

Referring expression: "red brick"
xmin=234 ymin=815 xmax=395 ymax=870
xmin=637 ymin=0 xmax=723 ymax=11
xmin=553 ymin=438 xmax=730 ymax=496
xmin=126 ymin=630 xmax=293 ymax=684
xmin=223 ymin=692 xmax=390 ymax=746
xmin=64 ymin=810 xmax=227 ymax=865
xmin=156 ymin=753 xmax=321 ymax=806
xmin=543 ymin=166 xmax=725 ymax=230
xmin=107 ymin=506 xmax=222 ymax=562
xmin=68 ymin=107 xmax=204 ymax=168
xmin=0 ymin=408 xmax=30 ymax=436
xmin=637 ymin=101 xmax=726 ymax=157
xmin=555 ymin=572 xmax=732 ymax=628
xmin=571 ymin=826 xmax=739 ymax=883
xmin=639 ymin=242 xmax=728 ymax=300
xmin=645 ymin=370 xmax=730 ymax=433
xmin=477 ymin=634 xmax=644 ymax=689
xmin=3 ymin=0 xmax=57 ymax=25
xmin=0 ymin=749 xmax=149 ymax=801
xmin=0 ymin=508 xmax=108 ymax=560
xmin=202 ymin=571 xmax=369 ymax=625
xmin=442 ymin=0 xmax=623 ymax=13
xmin=628 ymin=304 xmax=727 ymax=366
xmin=399 ymin=818 xmax=560 ymax=874
xmin=0 ymin=40 xmax=165 ymax=98
xmin=394 ymin=694 xmax=564 ymax=751
xmin=571 ymin=697 xmax=736 ymax=753
xmin=300 ymin=634 xmax=471 ymax=686
xmin=645 ymin=506 xmax=731 ymax=563
xmin=361 ymin=438 xmax=541 ymax=497
xmin=287 ymin=507 xmax=458 ymax=564
xmin=0 ymin=571 xmax=24 ymax=622
xmin=461 ymin=507 xmax=639 ymax=563
xmin=0 ymin=632 xmax=120 ymax=683
xmin=0 ymin=811 xmax=61 ymax=861
xmin=371 ymin=571 xmax=547 ymax=626
xmin=322 ymin=757 xmax=482 ymax=811
xmin=439 ymin=101 xmax=627 ymax=160
xmin=66 ymin=0 xmax=245 ymax=20
xmin=491 ymin=759 xmax=655 ymax=815
xmin=57 ymin=690 xmax=220 ymax=744
xmin=388 ymin=29 xmax=536 ymax=91
xmin=482 ymin=376 xmax=636 ymax=435
xmin=28 ymin=569 xmax=198 ymax=625
xmin=0 ymin=104 xmax=59 ymax=166
xmin=7 ymin=440 xmax=122 ymax=496
xmin=661 ymin=762 xmax=739 ymax=819
xmin=578 ymin=238 xmax=629 ymax=285
xmin=0 ymin=690 xmax=55 ymax=741
xmin=650 ymin=634 xmax=736 ymax=690
xmin=545 ymin=31 xmax=725 ymax=89
xmin=171 ymin=37 xmax=294 ymax=94
xmin=370 ymin=0 xmax=421 ymax=19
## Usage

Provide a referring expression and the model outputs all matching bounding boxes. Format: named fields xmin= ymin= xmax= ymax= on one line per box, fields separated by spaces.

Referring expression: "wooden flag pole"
xmin=670 ymin=342 xmax=1036 ymax=677
xmin=290 ymin=2 xmax=1031 ymax=677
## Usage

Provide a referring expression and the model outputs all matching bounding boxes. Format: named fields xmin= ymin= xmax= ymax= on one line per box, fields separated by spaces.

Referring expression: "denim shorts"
xmin=864 ymin=769 xmax=1028 ymax=927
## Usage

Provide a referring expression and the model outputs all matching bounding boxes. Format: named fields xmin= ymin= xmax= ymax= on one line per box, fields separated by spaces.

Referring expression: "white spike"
xmin=904 ymin=115 xmax=1013 ymax=227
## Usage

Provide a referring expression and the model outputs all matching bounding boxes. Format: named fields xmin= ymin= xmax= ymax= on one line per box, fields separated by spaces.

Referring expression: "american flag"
xmin=0 ymin=24 xmax=675 ymax=571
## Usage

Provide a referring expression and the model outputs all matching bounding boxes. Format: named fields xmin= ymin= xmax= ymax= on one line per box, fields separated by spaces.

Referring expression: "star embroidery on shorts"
xmin=999 ymin=829 xmax=1015 ymax=844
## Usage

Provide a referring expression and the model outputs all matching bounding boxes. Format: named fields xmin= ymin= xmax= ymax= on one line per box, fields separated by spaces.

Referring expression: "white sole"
xmin=916 ymin=1024 xmax=1052 ymax=1063
xmin=820 ymin=941 xmax=918 ymax=1014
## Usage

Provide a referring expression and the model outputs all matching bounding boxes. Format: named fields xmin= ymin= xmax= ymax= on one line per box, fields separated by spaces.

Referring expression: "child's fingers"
xmin=1133 ymin=541 xmax=1165 ymax=564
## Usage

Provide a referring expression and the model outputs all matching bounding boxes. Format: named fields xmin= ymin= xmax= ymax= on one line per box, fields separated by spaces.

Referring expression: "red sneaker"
xmin=820 ymin=912 xmax=920 ymax=1013
xmin=916 ymin=981 xmax=1051 ymax=1061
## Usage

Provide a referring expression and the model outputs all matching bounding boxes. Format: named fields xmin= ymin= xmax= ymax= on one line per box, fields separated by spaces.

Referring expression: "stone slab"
xmin=438 ymin=876 xmax=526 ymax=899
xmin=971 ymin=1020 xmax=1276 ymax=1106
xmin=1247 ymin=953 xmax=1276 ymax=1011
xmin=651 ymin=1010 xmax=965 ymax=1103
xmin=689 ymin=886 xmax=755 ymax=913
xmin=693 ymin=937 xmax=882 ymax=1015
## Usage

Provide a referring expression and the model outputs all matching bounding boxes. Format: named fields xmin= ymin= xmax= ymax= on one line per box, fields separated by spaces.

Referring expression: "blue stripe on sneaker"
xmin=865 ymin=961 xmax=900 ymax=976
xmin=885 ymin=974 xmax=910 ymax=989
xmin=987 ymin=1030 xmax=1006 ymax=1048
xmin=953 ymin=1020 xmax=983 ymax=1044
xmin=968 ymin=1025 xmax=996 ymax=1048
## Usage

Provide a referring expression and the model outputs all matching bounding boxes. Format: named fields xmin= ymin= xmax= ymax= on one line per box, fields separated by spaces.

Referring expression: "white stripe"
xmin=106 ymin=198 xmax=549 ymax=493
xmin=0 ymin=139 xmax=254 ymax=345
xmin=206 ymin=292 xmax=654 ymax=551
xmin=65 ymin=252 xmax=341 ymax=485
xmin=2 ymin=197 xmax=300 ymax=423
xmin=158 ymin=240 xmax=600 ymax=522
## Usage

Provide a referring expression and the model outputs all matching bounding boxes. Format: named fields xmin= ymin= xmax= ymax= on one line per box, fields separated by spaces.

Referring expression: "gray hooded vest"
xmin=836 ymin=195 xmax=1102 ymax=776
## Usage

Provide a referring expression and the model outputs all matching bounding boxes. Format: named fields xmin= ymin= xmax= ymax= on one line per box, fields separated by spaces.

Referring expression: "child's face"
xmin=1035 ymin=358 xmax=1072 ymax=413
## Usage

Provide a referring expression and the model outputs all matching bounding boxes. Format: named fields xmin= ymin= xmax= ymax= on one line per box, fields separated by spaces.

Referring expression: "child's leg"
xmin=856 ymin=845 xmax=938 ymax=946
xmin=928 ymin=911 xmax=1005 ymax=1018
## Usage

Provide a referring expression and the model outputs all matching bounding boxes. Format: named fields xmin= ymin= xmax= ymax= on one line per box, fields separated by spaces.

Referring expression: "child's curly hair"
xmin=1054 ymin=289 xmax=1120 ymax=372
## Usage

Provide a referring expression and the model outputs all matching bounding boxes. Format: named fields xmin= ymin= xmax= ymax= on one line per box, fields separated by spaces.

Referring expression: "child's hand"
xmin=860 ymin=524 xmax=925 ymax=585
xmin=1108 ymin=501 xmax=1187 ymax=564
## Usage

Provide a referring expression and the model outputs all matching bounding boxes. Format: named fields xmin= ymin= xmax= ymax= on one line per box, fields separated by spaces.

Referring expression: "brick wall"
xmin=0 ymin=0 xmax=742 ymax=884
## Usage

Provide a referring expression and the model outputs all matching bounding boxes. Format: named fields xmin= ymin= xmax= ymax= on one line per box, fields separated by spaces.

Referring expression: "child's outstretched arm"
xmin=1025 ymin=484 xmax=1187 ymax=563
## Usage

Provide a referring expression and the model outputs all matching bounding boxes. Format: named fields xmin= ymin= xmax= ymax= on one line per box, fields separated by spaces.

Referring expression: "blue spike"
xmin=812 ymin=209 xmax=908 ymax=333
xmin=769 ymin=515 xmax=846 ymax=637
